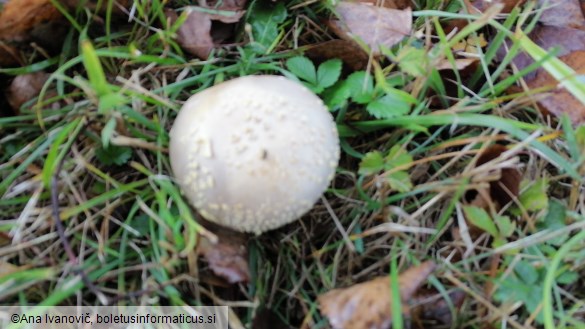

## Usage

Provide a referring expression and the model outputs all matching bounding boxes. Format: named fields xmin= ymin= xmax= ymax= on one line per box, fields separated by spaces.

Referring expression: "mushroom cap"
xmin=169 ymin=75 xmax=340 ymax=234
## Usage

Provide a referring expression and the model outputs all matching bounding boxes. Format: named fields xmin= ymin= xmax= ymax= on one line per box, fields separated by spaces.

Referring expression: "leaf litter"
xmin=496 ymin=0 xmax=585 ymax=124
xmin=167 ymin=0 xmax=248 ymax=60
xmin=328 ymin=1 xmax=412 ymax=55
xmin=196 ymin=220 xmax=250 ymax=284
xmin=318 ymin=261 xmax=436 ymax=329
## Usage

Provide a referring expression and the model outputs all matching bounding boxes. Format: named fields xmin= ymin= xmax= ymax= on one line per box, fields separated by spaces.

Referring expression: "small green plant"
xmin=286 ymin=56 xmax=416 ymax=119
xmin=95 ymin=145 xmax=132 ymax=166
xmin=246 ymin=0 xmax=288 ymax=54
xmin=285 ymin=56 xmax=342 ymax=94
xmin=463 ymin=205 xmax=515 ymax=248
xmin=358 ymin=145 xmax=414 ymax=193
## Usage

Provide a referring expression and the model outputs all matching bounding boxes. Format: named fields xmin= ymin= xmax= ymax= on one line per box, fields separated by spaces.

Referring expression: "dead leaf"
xmin=411 ymin=289 xmax=466 ymax=328
xmin=305 ymin=39 xmax=369 ymax=71
xmin=470 ymin=0 xmax=525 ymax=13
xmin=318 ymin=261 xmax=436 ymax=329
xmin=328 ymin=2 xmax=412 ymax=55
xmin=498 ymin=26 xmax=585 ymax=81
xmin=475 ymin=144 xmax=521 ymax=207
xmin=443 ymin=0 xmax=522 ymax=35
xmin=197 ymin=222 xmax=250 ymax=284
xmin=0 ymin=0 xmax=62 ymax=42
xmin=356 ymin=0 xmax=412 ymax=9
xmin=496 ymin=0 xmax=585 ymax=81
xmin=435 ymin=58 xmax=478 ymax=71
xmin=166 ymin=9 xmax=215 ymax=60
xmin=536 ymin=0 xmax=585 ymax=29
xmin=168 ymin=1 xmax=248 ymax=60
xmin=5 ymin=71 xmax=51 ymax=113
xmin=526 ymin=50 xmax=585 ymax=125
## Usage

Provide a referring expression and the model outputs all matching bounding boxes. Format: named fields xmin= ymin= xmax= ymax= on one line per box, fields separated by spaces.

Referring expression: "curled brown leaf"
xmin=475 ymin=144 xmax=521 ymax=207
xmin=328 ymin=2 xmax=412 ymax=55
xmin=197 ymin=222 xmax=250 ymax=284
xmin=411 ymin=289 xmax=466 ymax=328
xmin=305 ymin=39 xmax=369 ymax=71
xmin=526 ymin=50 xmax=585 ymax=125
xmin=0 ymin=0 xmax=62 ymax=42
xmin=318 ymin=261 xmax=436 ymax=329
xmin=5 ymin=71 xmax=52 ymax=114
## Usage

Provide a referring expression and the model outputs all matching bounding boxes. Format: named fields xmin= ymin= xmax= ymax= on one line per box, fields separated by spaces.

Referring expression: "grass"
xmin=1 ymin=0 xmax=584 ymax=328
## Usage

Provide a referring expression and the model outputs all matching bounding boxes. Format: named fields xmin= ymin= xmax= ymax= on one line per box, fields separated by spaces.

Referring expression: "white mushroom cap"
xmin=169 ymin=75 xmax=340 ymax=234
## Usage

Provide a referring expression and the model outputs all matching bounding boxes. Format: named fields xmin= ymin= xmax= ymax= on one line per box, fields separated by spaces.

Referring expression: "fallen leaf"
xmin=167 ymin=9 xmax=215 ymax=60
xmin=197 ymin=222 xmax=250 ymax=284
xmin=357 ymin=0 xmax=412 ymax=9
xmin=443 ymin=0 xmax=524 ymax=34
xmin=536 ymin=0 xmax=585 ymax=29
xmin=497 ymin=0 xmax=585 ymax=81
xmin=470 ymin=0 xmax=525 ymax=13
xmin=5 ymin=71 xmax=51 ymax=114
xmin=435 ymin=58 xmax=478 ymax=71
xmin=0 ymin=0 xmax=62 ymax=42
xmin=498 ymin=26 xmax=585 ymax=81
xmin=411 ymin=289 xmax=466 ymax=328
xmin=475 ymin=144 xmax=521 ymax=207
xmin=318 ymin=261 xmax=436 ymax=329
xmin=328 ymin=2 xmax=412 ymax=55
xmin=305 ymin=39 xmax=369 ymax=71
xmin=168 ymin=1 xmax=248 ymax=60
xmin=526 ymin=50 xmax=585 ymax=125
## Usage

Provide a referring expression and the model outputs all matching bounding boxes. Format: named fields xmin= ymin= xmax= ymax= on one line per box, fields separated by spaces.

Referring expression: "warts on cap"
xmin=169 ymin=75 xmax=340 ymax=234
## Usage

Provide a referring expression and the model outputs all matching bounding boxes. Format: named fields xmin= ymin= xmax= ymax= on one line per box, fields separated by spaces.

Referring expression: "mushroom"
xmin=169 ymin=75 xmax=340 ymax=234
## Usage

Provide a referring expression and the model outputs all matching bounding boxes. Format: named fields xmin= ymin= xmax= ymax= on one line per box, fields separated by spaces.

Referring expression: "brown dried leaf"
xmin=318 ymin=261 xmax=436 ymax=329
xmin=498 ymin=26 xmax=585 ymax=81
xmin=0 ymin=0 xmax=62 ymax=42
xmin=476 ymin=144 xmax=521 ymax=207
xmin=329 ymin=2 xmax=412 ymax=55
xmin=411 ymin=289 xmax=466 ymax=328
xmin=470 ymin=0 xmax=525 ymax=13
xmin=526 ymin=50 xmax=585 ymax=125
xmin=167 ymin=9 xmax=214 ymax=60
xmin=305 ymin=39 xmax=369 ymax=71
xmin=536 ymin=0 xmax=585 ymax=29
xmin=197 ymin=224 xmax=250 ymax=284
xmin=356 ymin=0 xmax=412 ymax=9
xmin=5 ymin=71 xmax=51 ymax=113
xmin=435 ymin=58 xmax=478 ymax=71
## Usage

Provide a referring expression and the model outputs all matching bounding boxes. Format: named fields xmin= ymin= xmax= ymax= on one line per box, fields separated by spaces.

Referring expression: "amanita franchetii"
xmin=169 ymin=75 xmax=340 ymax=234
